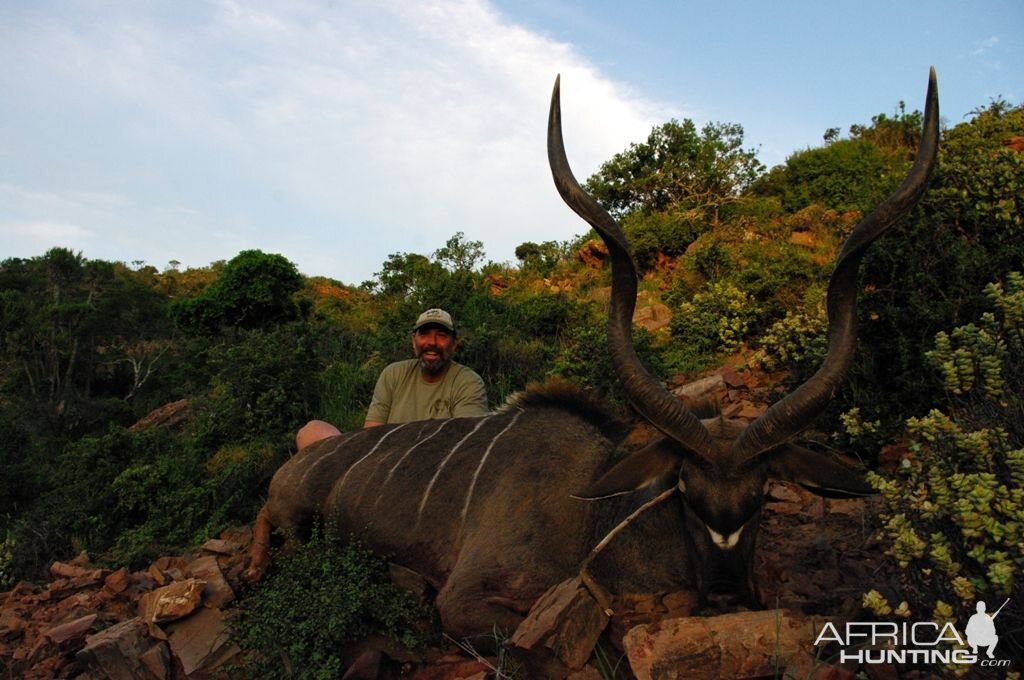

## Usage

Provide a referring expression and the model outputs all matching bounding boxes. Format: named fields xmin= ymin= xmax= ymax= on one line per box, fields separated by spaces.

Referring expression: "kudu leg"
xmin=243 ymin=504 xmax=273 ymax=583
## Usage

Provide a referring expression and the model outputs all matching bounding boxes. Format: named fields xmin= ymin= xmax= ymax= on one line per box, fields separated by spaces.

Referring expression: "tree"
xmin=171 ymin=250 xmax=304 ymax=334
xmin=584 ymin=119 xmax=764 ymax=225
xmin=433 ymin=232 xmax=485 ymax=272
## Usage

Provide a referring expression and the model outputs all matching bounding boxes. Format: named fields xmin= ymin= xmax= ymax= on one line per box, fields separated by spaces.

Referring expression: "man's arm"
xmin=364 ymin=365 xmax=394 ymax=427
xmin=450 ymin=367 xmax=489 ymax=418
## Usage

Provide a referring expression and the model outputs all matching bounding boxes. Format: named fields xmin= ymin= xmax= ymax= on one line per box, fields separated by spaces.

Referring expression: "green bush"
xmin=669 ymin=281 xmax=760 ymax=358
xmin=864 ymin=273 xmax=1023 ymax=663
xmin=622 ymin=209 xmax=706 ymax=270
xmin=229 ymin=525 xmax=433 ymax=679
xmin=551 ymin=313 xmax=666 ymax=407
xmin=753 ymin=291 xmax=827 ymax=373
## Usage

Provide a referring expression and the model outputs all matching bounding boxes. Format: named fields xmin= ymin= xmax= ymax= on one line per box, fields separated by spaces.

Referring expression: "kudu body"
xmin=248 ymin=71 xmax=939 ymax=639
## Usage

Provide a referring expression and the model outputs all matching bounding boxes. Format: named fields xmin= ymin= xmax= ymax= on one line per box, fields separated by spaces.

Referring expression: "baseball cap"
xmin=414 ymin=308 xmax=455 ymax=332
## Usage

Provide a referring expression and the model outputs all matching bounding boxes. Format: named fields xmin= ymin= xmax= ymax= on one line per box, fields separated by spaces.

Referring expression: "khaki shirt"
xmin=365 ymin=359 xmax=488 ymax=424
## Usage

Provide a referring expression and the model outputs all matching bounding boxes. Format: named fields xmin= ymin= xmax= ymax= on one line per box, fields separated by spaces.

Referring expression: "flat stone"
xmin=138 ymin=579 xmax=205 ymax=624
xmin=200 ymin=539 xmax=241 ymax=555
xmin=166 ymin=606 xmax=239 ymax=677
xmin=77 ymin=616 xmax=158 ymax=680
xmin=103 ymin=568 xmax=131 ymax=594
xmin=45 ymin=613 xmax=98 ymax=645
xmin=623 ymin=609 xmax=823 ymax=680
xmin=186 ymin=555 xmax=235 ymax=608
xmin=512 ymin=577 xmax=608 ymax=670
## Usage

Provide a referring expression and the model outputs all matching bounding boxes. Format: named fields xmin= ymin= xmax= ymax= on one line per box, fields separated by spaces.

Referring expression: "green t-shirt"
xmin=365 ymin=359 xmax=489 ymax=424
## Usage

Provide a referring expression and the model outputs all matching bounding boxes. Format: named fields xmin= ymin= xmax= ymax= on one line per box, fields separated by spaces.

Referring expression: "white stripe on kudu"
xmin=460 ymin=411 xmax=523 ymax=526
xmin=372 ymin=419 xmax=453 ymax=507
xmin=295 ymin=429 xmax=366 ymax=490
xmin=417 ymin=416 xmax=493 ymax=521
xmin=334 ymin=422 xmax=411 ymax=494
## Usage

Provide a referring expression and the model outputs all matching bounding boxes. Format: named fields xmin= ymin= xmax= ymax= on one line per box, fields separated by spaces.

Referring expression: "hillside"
xmin=1 ymin=99 xmax=1022 ymax=677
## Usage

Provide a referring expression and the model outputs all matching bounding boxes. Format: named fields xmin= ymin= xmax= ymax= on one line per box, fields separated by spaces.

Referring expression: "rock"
xmin=49 ymin=562 xmax=105 ymax=581
xmin=672 ymin=374 xmax=724 ymax=400
xmin=165 ymin=606 xmax=239 ymax=677
xmin=736 ymin=401 xmax=767 ymax=420
xmin=139 ymin=641 xmax=172 ymax=680
xmin=186 ymin=555 xmax=235 ymax=608
xmin=389 ymin=562 xmax=433 ymax=603
xmin=577 ymin=239 xmax=608 ymax=268
xmin=104 ymin=568 xmax=131 ymax=595
xmin=1 ymin=610 xmax=29 ymax=641
xmin=129 ymin=399 xmax=191 ymax=432
xmin=790 ymin=230 xmax=817 ymax=248
xmin=633 ymin=303 xmax=672 ymax=333
xmin=622 ymin=609 xmax=823 ymax=680
xmin=409 ymin=659 xmax=492 ymax=680
xmin=567 ymin=666 xmax=603 ymax=680
xmin=43 ymin=613 xmax=97 ymax=645
xmin=138 ymin=580 xmax=205 ymax=624
xmin=512 ymin=577 xmax=608 ymax=670
xmin=77 ymin=617 xmax=161 ymax=680
xmin=200 ymin=539 xmax=241 ymax=556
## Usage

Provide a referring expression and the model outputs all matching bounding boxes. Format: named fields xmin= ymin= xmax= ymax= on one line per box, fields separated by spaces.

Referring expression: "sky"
xmin=1 ymin=1 xmax=1020 ymax=285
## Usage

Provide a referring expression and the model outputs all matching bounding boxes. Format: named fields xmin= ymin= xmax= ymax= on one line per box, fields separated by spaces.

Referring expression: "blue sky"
xmin=1 ymin=1 xmax=1020 ymax=285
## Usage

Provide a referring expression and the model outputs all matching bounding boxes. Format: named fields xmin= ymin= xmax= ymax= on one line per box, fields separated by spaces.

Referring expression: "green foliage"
xmin=191 ymin=324 xmax=320 ymax=445
xmin=584 ymin=118 xmax=764 ymax=224
xmin=753 ymin=294 xmax=828 ymax=373
xmin=840 ymin=101 xmax=1024 ymax=445
xmin=621 ymin=209 xmax=705 ymax=270
xmin=769 ymin=139 xmax=903 ymax=213
xmin=514 ymin=240 xmax=571 ymax=276
xmin=172 ymin=250 xmax=304 ymax=335
xmin=866 ymin=273 xmax=1023 ymax=645
xmin=433 ymin=232 xmax=485 ymax=272
xmin=551 ymin=313 xmax=665 ymax=407
xmin=229 ymin=526 xmax=432 ymax=679
xmin=318 ymin=359 xmax=382 ymax=432
xmin=667 ymin=281 xmax=759 ymax=370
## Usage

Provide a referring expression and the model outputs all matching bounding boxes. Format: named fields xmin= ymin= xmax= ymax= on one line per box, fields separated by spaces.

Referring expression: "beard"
xmin=417 ymin=348 xmax=451 ymax=376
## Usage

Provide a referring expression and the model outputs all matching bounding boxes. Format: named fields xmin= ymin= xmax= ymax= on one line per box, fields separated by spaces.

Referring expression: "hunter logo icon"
xmin=965 ymin=599 xmax=1008 ymax=660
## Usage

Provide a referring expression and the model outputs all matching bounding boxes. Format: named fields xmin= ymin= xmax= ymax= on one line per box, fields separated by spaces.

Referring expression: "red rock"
xmin=140 ymin=640 xmax=172 ymax=680
xmin=138 ymin=579 xmax=205 ymax=624
xmin=165 ymin=607 xmax=239 ymax=677
xmin=186 ymin=555 xmax=235 ymax=608
xmin=623 ymin=609 xmax=825 ymax=680
xmin=103 ymin=568 xmax=130 ymax=595
xmin=200 ymin=538 xmax=241 ymax=555
xmin=409 ymin=659 xmax=491 ymax=680
xmin=43 ymin=613 xmax=97 ymax=645
xmin=77 ymin=617 xmax=163 ymax=680
xmin=512 ymin=577 xmax=608 ymax=670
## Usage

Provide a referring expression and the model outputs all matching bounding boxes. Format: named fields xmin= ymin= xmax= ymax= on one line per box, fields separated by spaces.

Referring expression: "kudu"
xmin=247 ymin=70 xmax=939 ymax=639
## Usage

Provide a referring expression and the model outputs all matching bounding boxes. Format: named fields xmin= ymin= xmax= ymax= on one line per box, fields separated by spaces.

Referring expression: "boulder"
xmin=165 ymin=606 xmax=239 ymax=677
xmin=186 ymin=555 xmax=235 ymax=608
xmin=138 ymin=579 xmax=205 ymax=624
xmin=512 ymin=577 xmax=608 ymax=670
xmin=622 ymin=609 xmax=824 ymax=679
xmin=77 ymin=617 xmax=166 ymax=680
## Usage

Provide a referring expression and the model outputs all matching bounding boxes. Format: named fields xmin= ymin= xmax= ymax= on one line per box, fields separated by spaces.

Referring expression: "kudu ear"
xmin=573 ymin=438 xmax=683 ymax=500
xmin=766 ymin=443 xmax=875 ymax=498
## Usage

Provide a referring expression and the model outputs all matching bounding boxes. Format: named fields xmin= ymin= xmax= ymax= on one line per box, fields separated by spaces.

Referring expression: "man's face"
xmin=412 ymin=324 xmax=456 ymax=376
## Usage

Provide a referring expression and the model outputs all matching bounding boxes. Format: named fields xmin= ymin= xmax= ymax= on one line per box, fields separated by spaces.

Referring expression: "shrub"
xmin=669 ymin=281 xmax=760 ymax=357
xmin=864 ymin=272 xmax=1023 ymax=663
xmin=229 ymin=525 xmax=433 ymax=679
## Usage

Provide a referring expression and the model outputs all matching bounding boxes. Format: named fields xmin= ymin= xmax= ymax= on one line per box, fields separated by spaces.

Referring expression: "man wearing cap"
xmin=295 ymin=308 xmax=488 ymax=449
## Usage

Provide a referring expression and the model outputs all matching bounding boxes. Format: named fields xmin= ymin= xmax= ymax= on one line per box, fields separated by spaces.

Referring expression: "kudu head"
xmin=548 ymin=70 xmax=939 ymax=606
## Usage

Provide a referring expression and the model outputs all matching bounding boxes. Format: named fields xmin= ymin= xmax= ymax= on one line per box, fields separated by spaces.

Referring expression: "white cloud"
xmin=0 ymin=0 xmax=676 ymax=281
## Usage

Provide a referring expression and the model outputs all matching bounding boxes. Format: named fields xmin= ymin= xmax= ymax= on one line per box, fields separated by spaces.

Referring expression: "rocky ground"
xmin=1 ymin=367 xmax=906 ymax=679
